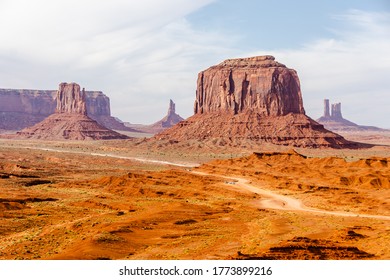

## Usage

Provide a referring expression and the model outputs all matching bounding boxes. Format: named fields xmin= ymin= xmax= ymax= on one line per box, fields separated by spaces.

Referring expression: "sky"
xmin=0 ymin=0 xmax=389 ymax=128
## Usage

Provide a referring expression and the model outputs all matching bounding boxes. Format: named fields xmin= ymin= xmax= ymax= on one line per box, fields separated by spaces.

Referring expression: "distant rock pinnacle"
xmin=162 ymin=99 xmax=183 ymax=128
xmin=317 ymin=99 xmax=386 ymax=132
xmin=167 ymin=99 xmax=175 ymax=116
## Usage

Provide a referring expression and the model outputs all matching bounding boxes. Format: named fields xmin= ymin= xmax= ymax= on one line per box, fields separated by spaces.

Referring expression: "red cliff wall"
xmin=194 ymin=56 xmax=305 ymax=116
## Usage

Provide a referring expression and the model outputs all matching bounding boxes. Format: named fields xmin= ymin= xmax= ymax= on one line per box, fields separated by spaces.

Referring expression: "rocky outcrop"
xmin=317 ymin=99 xmax=387 ymax=132
xmin=323 ymin=99 xmax=330 ymax=118
xmin=56 ymin=83 xmax=87 ymax=114
xmin=331 ymin=103 xmax=342 ymax=119
xmin=0 ymin=87 xmax=135 ymax=132
xmin=14 ymin=83 xmax=128 ymax=140
xmin=0 ymin=89 xmax=55 ymax=130
xmin=85 ymin=91 xmax=110 ymax=116
xmin=194 ymin=55 xmax=305 ymax=116
xmin=154 ymin=99 xmax=184 ymax=129
xmin=154 ymin=56 xmax=361 ymax=149
xmin=125 ymin=99 xmax=184 ymax=134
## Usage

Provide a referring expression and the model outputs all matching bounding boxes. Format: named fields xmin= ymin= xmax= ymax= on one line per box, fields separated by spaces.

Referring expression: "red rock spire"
xmin=55 ymin=83 xmax=87 ymax=115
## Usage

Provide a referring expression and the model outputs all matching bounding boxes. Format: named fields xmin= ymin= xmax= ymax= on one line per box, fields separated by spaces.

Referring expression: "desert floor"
xmin=0 ymin=133 xmax=389 ymax=260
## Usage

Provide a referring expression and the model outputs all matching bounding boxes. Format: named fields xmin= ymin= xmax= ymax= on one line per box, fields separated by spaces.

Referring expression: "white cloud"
xmin=247 ymin=10 xmax=390 ymax=128
xmin=0 ymin=0 xmax=215 ymax=62
xmin=0 ymin=0 xmax=229 ymax=123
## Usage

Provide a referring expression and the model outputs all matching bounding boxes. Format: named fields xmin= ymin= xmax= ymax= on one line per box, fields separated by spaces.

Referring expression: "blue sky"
xmin=0 ymin=0 xmax=389 ymax=127
xmin=188 ymin=1 xmax=388 ymax=49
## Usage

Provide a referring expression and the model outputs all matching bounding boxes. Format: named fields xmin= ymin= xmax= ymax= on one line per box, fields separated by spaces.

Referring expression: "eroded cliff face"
xmin=13 ymin=83 xmax=128 ymax=140
xmin=55 ymin=83 xmax=87 ymax=115
xmin=0 ymin=89 xmax=56 ymax=130
xmin=154 ymin=56 xmax=359 ymax=148
xmin=0 ymin=87 xmax=122 ymax=131
xmin=194 ymin=56 xmax=305 ymax=116
xmin=0 ymin=89 xmax=55 ymax=115
xmin=85 ymin=91 xmax=110 ymax=116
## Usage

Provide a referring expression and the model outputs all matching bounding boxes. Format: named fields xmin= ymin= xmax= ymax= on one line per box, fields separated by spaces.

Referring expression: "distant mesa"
xmin=14 ymin=82 xmax=128 ymax=140
xmin=317 ymin=99 xmax=387 ymax=132
xmin=154 ymin=55 xmax=360 ymax=148
xmin=0 ymin=86 xmax=136 ymax=132
xmin=125 ymin=99 xmax=184 ymax=134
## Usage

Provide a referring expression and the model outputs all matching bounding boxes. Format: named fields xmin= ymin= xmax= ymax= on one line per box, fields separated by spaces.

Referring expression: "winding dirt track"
xmin=14 ymin=146 xmax=199 ymax=167
xmin=11 ymin=145 xmax=390 ymax=221
xmin=192 ymin=171 xmax=390 ymax=221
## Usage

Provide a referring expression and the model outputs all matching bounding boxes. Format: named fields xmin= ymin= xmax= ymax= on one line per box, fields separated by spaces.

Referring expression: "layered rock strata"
xmin=0 ymin=87 xmax=134 ymax=132
xmin=194 ymin=55 xmax=304 ymax=116
xmin=15 ymin=83 xmax=128 ymax=140
xmin=56 ymin=83 xmax=87 ymax=114
xmin=155 ymin=56 xmax=359 ymax=148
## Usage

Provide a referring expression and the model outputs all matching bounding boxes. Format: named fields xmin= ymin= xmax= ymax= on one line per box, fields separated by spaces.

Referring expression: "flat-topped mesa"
xmin=55 ymin=83 xmax=87 ymax=115
xmin=215 ymin=55 xmax=286 ymax=68
xmin=154 ymin=56 xmax=363 ymax=149
xmin=194 ymin=55 xmax=304 ymax=116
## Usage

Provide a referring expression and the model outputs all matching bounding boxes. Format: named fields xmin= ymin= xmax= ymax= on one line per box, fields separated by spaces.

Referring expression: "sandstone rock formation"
xmin=194 ymin=55 xmax=305 ymax=116
xmin=0 ymin=87 xmax=135 ymax=132
xmin=317 ymin=99 xmax=387 ymax=132
xmin=125 ymin=99 xmax=184 ymax=134
xmin=14 ymin=83 xmax=128 ymax=140
xmin=56 ymin=83 xmax=87 ymax=114
xmin=162 ymin=99 xmax=183 ymax=128
xmin=0 ymin=89 xmax=55 ymax=131
xmin=154 ymin=56 xmax=360 ymax=148
xmin=323 ymin=99 xmax=331 ymax=118
xmin=149 ymin=99 xmax=184 ymax=131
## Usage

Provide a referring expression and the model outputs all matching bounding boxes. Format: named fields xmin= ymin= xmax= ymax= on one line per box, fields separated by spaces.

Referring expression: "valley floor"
xmin=0 ymin=138 xmax=389 ymax=260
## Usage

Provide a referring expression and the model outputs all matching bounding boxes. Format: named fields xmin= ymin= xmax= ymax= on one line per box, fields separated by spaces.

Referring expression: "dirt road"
xmin=192 ymin=171 xmax=390 ymax=221
xmin=7 ymin=144 xmax=390 ymax=221
xmin=12 ymin=145 xmax=199 ymax=168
